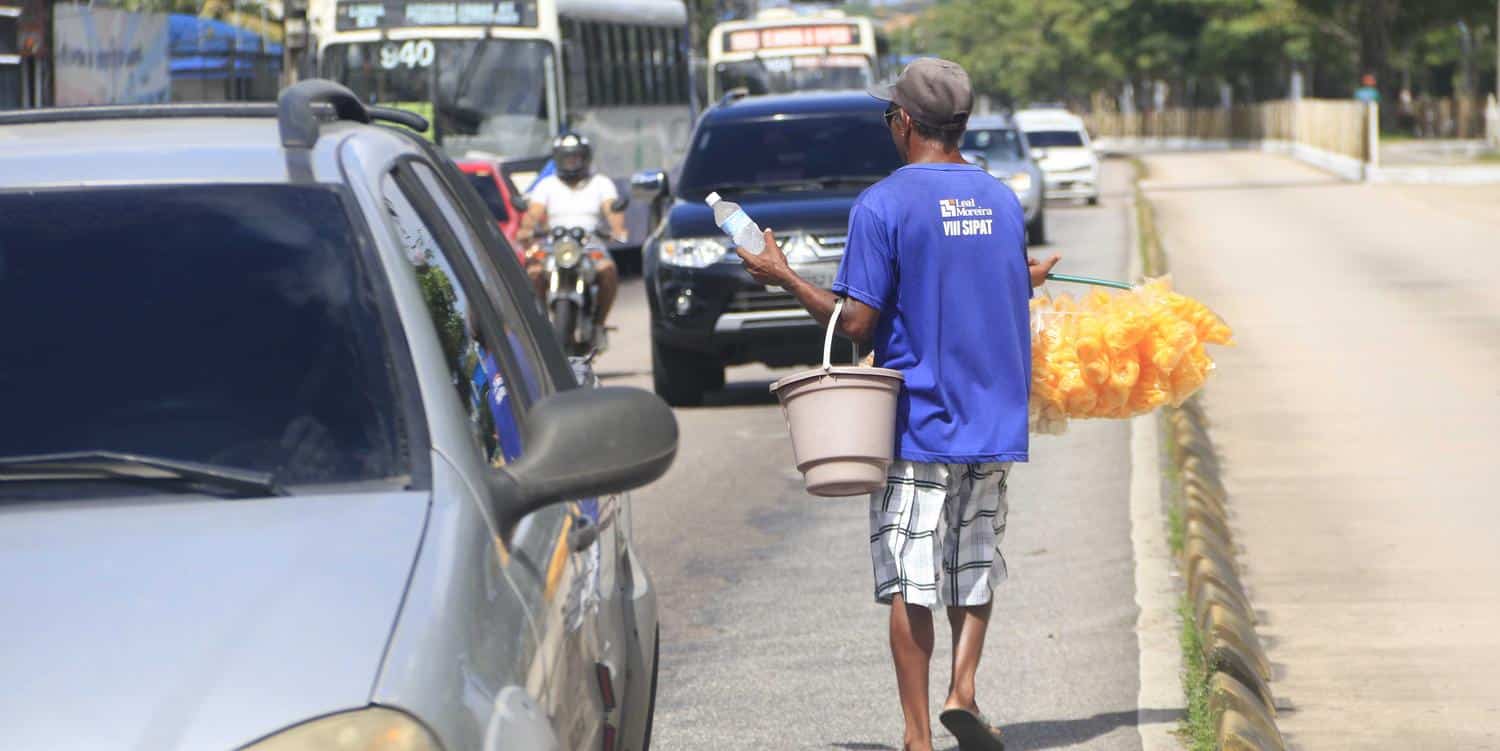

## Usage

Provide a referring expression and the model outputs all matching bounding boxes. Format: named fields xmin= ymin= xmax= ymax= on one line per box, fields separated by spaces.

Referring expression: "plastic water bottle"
xmin=706 ymin=192 xmax=764 ymax=254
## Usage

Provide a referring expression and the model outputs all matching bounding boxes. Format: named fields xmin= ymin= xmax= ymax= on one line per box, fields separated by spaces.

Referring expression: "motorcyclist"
xmin=517 ymin=133 xmax=625 ymax=333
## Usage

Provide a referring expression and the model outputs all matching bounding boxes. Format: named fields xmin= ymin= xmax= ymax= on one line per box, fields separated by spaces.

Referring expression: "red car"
xmin=454 ymin=159 xmax=525 ymax=257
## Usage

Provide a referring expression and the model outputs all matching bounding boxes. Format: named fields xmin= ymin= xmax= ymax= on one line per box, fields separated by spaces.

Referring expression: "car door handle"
xmin=568 ymin=513 xmax=598 ymax=552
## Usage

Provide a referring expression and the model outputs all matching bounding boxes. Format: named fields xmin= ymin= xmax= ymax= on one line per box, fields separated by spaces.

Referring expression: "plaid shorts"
xmin=869 ymin=460 xmax=1012 ymax=608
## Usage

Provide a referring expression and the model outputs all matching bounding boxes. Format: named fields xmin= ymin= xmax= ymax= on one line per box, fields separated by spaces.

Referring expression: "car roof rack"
xmin=278 ymin=79 xmax=430 ymax=147
xmin=0 ymin=80 xmax=430 ymax=149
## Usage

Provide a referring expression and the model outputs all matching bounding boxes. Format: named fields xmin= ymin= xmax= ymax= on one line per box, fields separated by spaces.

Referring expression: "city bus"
xmin=311 ymin=0 xmax=694 ymax=246
xmin=705 ymin=9 xmax=882 ymax=102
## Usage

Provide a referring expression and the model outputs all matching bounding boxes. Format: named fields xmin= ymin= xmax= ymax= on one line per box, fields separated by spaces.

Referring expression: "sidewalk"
xmin=1142 ymin=151 xmax=1500 ymax=748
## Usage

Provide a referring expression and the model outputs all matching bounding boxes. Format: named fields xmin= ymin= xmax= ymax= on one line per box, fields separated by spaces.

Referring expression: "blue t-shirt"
xmin=832 ymin=162 xmax=1031 ymax=464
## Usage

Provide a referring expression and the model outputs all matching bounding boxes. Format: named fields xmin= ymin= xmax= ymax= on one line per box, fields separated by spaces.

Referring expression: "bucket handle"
xmin=822 ymin=297 xmax=853 ymax=371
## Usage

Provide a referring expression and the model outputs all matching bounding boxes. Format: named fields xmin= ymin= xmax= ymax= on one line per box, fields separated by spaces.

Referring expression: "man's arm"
xmin=517 ymin=201 xmax=548 ymax=247
xmin=735 ymin=228 xmax=880 ymax=345
xmin=600 ymin=198 xmax=627 ymax=242
xmin=1029 ymin=253 xmax=1061 ymax=287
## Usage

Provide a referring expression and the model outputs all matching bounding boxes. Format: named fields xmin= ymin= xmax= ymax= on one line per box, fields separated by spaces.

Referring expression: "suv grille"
xmin=814 ymin=234 xmax=847 ymax=253
xmin=727 ymin=288 xmax=797 ymax=312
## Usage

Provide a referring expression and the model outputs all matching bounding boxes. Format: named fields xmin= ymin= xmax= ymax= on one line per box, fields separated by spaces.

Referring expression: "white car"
xmin=1015 ymin=108 xmax=1101 ymax=205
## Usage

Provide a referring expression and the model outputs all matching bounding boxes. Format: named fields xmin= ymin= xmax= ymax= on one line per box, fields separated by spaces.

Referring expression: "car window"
xmin=0 ymin=185 xmax=408 ymax=488
xmin=409 ymin=162 xmax=548 ymax=405
xmin=1025 ymin=129 xmax=1086 ymax=148
xmin=380 ymin=174 xmax=511 ymax=467
xmin=466 ymin=171 xmax=510 ymax=223
xmin=962 ymin=128 xmax=1025 ymax=162
xmin=677 ymin=113 xmax=902 ymax=199
xmin=386 ymin=163 xmax=569 ymax=567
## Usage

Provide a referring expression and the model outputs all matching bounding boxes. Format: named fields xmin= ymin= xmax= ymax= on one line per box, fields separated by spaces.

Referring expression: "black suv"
xmin=633 ymin=91 xmax=901 ymax=406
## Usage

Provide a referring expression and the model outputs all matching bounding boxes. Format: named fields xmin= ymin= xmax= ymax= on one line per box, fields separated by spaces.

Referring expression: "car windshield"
xmin=324 ymin=38 xmax=554 ymax=159
xmin=962 ymin=128 xmax=1025 ymax=162
xmin=466 ymin=171 xmax=510 ymax=222
xmin=677 ymin=112 xmax=901 ymax=199
xmin=1026 ymin=129 xmax=1086 ymax=148
xmin=0 ymin=185 xmax=407 ymax=489
xmin=715 ymin=56 xmax=872 ymax=96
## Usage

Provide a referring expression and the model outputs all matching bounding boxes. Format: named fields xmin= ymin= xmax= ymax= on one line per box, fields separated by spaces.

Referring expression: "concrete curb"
xmin=1167 ymin=398 xmax=1286 ymax=751
xmin=1137 ymin=163 xmax=1288 ymax=750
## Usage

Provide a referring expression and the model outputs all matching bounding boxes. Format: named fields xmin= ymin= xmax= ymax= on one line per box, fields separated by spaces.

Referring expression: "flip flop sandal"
xmin=939 ymin=707 xmax=1005 ymax=751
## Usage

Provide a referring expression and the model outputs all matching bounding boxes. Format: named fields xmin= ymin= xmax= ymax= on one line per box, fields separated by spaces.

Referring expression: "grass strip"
xmin=1178 ymin=595 xmax=1220 ymax=751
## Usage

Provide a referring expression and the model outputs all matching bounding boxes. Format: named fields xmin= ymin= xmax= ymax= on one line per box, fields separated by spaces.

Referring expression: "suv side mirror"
xmin=489 ymin=387 xmax=677 ymax=524
xmin=631 ymin=169 xmax=667 ymax=197
xmin=1031 ymin=147 xmax=1048 ymax=162
xmin=510 ymin=192 xmax=529 ymax=212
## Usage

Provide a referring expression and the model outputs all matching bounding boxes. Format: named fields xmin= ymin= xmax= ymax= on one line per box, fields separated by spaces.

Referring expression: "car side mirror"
xmin=510 ymin=192 xmax=529 ymax=212
xmin=1031 ymin=147 xmax=1048 ymax=162
xmin=961 ymin=150 xmax=990 ymax=171
xmin=610 ymin=195 xmax=630 ymax=213
xmin=631 ymin=169 xmax=667 ymax=197
xmin=488 ymin=387 xmax=677 ymax=525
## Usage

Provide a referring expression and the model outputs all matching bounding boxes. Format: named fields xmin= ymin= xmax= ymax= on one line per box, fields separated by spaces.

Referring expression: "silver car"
xmin=0 ymin=81 xmax=675 ymax=751
xmin=962 ymin=114 xmax=1048 ymax=245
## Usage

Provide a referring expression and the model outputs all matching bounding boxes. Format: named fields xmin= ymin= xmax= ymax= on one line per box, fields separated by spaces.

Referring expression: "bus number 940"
xmin=380 ymin=40 xmax=437 ymax=70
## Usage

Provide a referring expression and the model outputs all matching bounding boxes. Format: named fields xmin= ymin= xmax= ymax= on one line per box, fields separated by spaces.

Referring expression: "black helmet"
xmin=552 ymin=132 xmax=593 ymax=183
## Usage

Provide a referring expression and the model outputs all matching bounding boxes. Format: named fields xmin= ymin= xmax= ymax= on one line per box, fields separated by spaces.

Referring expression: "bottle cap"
xmin=705 ymin=191 xmax=722 ymax=206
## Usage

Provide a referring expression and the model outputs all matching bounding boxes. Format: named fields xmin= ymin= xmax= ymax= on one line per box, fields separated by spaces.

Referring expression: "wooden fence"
xmin=1402 ymin=96 xmax=1488 ymax=139
xmin=1085 ymin=98 xmax=1373 ymax=163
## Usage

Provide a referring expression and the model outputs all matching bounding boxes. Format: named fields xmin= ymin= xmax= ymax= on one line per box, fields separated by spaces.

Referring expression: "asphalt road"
xmin=1143 ymin=152 xmax=1500 ymax=749
xmin=599 ymin=162 xmax=1163 ymax=750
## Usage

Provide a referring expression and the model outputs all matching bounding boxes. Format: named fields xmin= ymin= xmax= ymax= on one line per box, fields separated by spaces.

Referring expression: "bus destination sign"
xmin=725 ymin=23 xmax=859 ymax=53
xmin=335 ymin=0 xmax=537 ymax=30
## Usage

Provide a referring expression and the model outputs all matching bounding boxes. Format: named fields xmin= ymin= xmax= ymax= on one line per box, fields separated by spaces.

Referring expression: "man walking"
xmin=736 ymin=58 xmax=1058 ymax=751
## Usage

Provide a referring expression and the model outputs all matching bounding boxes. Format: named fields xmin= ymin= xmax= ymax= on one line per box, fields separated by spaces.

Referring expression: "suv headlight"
xmin=659 ymin=237 xmax=728 ymax=268
xmin=244 ymin=707 xmax=442 ymax=751
xmin=1006 ymin=173 xmax=1033 ymax=194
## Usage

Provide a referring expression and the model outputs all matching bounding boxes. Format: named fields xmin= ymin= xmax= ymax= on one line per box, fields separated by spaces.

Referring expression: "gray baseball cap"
xmin=868 ymin=57 xmax=973 ymax=131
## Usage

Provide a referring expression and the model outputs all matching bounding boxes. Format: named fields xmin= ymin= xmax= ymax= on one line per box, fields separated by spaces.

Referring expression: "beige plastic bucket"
xmin=771 ymin=299 xmax=904 ymax=497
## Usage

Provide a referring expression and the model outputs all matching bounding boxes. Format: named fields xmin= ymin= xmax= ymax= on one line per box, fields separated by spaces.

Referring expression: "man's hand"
xmin=1028 ymin=253 xmax=1061 ymax=288
xmin=735 ymin=228 xmax=795 ymax=287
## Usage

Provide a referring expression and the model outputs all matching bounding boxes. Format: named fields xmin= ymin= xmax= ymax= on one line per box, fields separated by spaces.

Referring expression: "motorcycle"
xmin=540 ymin=224 xmax=611 ymax=356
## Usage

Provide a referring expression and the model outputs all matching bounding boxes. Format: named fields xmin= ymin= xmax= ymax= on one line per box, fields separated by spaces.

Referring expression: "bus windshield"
xmin=324 ymin=38 xmax=554 ymax=158
xmin=714 ymin=56 xmax=871 ymax=96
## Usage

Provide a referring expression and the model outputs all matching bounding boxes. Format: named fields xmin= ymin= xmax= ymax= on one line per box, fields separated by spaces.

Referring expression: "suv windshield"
xmin=715 ymin=57 xmax=872 ymax=96
xmin=962 ymin=128 xmax=1025 ymax=162
xmin=677 ymin=112 xmax=901 ymax=199
xmin=324 ymin=38 xmax=554 ymax=159
xmin=0 ymin=186 xmax=407 ymax=488
xmin=1025 ymin=129 xmax=1085 ymax=148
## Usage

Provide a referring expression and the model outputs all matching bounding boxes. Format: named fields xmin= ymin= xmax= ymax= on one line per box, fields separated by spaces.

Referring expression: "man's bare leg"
xmin=943 ymin=601 xmax=993 ymax=715
xmin=890 ymin=594 xmax=936 ymax=751
xmin=594 ymin=257 xmax=618 ymax=325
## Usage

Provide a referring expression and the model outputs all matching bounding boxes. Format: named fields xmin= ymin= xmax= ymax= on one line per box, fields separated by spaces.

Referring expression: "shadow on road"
xmin=830 ymin=708 xmax=1179 ymax=751
xmin=701 ymin=380 xmax=780 ymax=408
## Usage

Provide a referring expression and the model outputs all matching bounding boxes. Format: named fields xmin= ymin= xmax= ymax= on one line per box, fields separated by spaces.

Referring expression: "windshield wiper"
xmin=0 ymin=451 xmax=286 ymax=498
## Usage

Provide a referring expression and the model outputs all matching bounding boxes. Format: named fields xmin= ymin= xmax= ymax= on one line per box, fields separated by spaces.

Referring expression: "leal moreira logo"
xmin=938 ymin=198 xmax=993 ymax=218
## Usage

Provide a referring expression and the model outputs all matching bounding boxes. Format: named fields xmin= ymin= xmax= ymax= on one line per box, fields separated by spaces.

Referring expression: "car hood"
xmin=0 ymin=489 xmax=430 ymax=750
xmin=1037 ymin=147 xmax=1096 ymax=173
xmin=666 ymin=189 xmax=864 ymax=239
